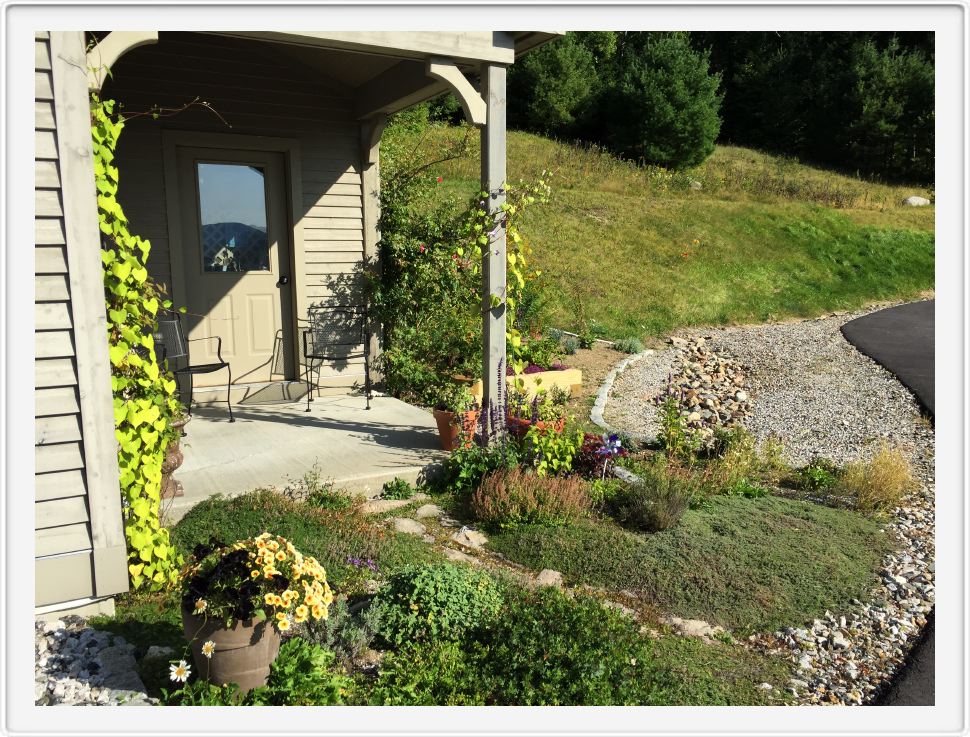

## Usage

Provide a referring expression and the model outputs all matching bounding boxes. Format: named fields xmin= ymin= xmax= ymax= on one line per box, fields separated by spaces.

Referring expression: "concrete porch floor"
xmin=164 ymin=392 xmax=447 ymax=522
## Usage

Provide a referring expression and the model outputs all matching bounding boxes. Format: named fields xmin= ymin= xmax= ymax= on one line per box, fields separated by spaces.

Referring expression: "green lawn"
xmin=489 ymin=495 xmax=894 ymax=634
xmin=408 ymin=126 xmax=935 ymax=339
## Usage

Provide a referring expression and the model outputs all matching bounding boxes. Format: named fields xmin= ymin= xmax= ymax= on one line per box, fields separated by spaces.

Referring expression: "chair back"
xmin=302 ymin=306 xmax=368 ymax=360
xmin=155 ymin=313 xmax=189 ymax=362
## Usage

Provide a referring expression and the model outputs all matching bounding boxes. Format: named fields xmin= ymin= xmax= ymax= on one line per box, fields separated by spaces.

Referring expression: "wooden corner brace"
xmin=426 ymin=57 xmax=487 ymax=127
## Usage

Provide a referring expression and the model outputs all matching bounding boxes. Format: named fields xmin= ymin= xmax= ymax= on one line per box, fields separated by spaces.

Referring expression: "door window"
xmin=196 ymin=162 xmax=270 ymax=272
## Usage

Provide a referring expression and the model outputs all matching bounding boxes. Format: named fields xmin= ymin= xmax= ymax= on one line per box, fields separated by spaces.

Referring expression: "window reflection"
xmin=197 ymin=163 xmax=270 ymax=272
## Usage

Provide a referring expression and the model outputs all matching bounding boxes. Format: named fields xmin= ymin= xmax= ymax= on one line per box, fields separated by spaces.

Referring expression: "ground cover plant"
xmin=357 ymin=585 xmax=789 ymax=706
xmin=489 ymin=495 xmax=892 ymax=634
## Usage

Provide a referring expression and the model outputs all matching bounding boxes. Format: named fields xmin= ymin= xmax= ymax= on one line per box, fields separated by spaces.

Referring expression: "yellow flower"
xmin=250 ymin=570 xmax=261 ymax=579
xmin=264 ymin=593 xmax=276 ymax=606
xmin=277 ymin=617 xmax=290 ymax=632
xmin=275 ymin=550 xmax=286 ymax=561
xmin=294 ymin=605 xmax=308 ymax=623
xmin=311 ymin=604 xmax=325 ymax=619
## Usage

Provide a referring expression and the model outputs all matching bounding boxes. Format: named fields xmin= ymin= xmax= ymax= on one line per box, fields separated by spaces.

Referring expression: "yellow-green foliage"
xmin=92 ymin=96 xmax=183 ymax=589
xmin=840 ymin=445 xmax=916 ymax=515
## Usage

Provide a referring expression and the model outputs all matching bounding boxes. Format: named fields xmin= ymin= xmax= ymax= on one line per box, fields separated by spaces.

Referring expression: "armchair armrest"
xmin=186 ymin=335 xmax=224 ymax=363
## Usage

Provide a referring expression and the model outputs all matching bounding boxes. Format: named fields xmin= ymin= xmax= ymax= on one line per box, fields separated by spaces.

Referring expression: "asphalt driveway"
xmin=841 ymin=300 xmax=934 ymax=706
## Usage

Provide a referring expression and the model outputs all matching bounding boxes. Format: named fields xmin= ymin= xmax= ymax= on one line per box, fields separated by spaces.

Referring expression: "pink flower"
xmin=419 ymin=244 xmax=426 ymax=253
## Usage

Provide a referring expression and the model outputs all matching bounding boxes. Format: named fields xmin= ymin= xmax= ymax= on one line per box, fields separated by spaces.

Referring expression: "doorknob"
xmin=276 ymin=276 xmax=290 ymax=287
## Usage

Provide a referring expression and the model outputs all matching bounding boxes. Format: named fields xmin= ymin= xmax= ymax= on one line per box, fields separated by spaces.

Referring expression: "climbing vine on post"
xmin=91 ymin=95 xmax=183 ymax=590
xmin=459 ymin=175 xmax=552 ymax=373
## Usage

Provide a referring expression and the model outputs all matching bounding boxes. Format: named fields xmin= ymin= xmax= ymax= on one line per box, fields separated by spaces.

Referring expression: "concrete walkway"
xmin=841 ymin=300 xmax=935 ymax=706
xmin=165 ymin=394 xmax=446 ymax=522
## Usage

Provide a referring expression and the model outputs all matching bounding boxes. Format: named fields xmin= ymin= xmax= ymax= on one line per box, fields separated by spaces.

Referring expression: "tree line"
xmin=490 ymin=31 xmax=934 ymax=183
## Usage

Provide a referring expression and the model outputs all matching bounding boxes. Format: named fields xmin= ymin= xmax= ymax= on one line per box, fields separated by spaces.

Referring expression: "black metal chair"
xmin=155 ymin=313 xmax=234 ymax=423
xmin=301 ymin=306 xmax=372 ymax=412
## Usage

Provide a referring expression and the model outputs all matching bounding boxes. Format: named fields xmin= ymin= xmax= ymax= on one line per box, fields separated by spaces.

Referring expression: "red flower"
xmin=419 ymin=244 xmax=426 ymax=253
xmin=436 ymin=176 xmax=443 ymax=183
xmin=681 ymin=252 xmax=690 ymax=259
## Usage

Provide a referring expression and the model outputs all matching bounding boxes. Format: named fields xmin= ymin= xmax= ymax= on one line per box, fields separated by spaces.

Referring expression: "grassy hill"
xmin=407 ymin=125 xmax=935 ymax=339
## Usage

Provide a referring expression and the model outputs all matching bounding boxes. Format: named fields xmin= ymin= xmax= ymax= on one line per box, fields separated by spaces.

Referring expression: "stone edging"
xmin=589 ymin=349 xmax=655 ymax=442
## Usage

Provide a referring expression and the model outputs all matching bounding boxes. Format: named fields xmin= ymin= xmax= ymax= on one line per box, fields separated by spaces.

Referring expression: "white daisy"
xmin=201 ymin=641 xmax=216 ymax=659
xmin=169 ymin=660 xmax=191 ymax=682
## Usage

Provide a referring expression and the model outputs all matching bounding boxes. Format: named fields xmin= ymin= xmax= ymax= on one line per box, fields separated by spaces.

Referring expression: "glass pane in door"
xmin=196 ymin=162 xmax=270 ymax=272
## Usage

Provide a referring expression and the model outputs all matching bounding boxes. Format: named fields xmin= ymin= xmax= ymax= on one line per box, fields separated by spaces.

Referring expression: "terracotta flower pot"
xmin=181 ymin=607 xmax=282 ymax=693
xmin=433 ymin=408 xmax=480 ymax=451
xmin=506 ymin=416 xmax=566 ymax=438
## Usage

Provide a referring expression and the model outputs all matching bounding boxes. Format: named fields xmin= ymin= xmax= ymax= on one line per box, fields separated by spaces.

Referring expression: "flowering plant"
xmin=181 ymin=533 xmax=334 ymax=633
xmin=506 ymin=384 xmax=569 ymax=424
xmin=574 ymin=433 xmax=629 ymax=479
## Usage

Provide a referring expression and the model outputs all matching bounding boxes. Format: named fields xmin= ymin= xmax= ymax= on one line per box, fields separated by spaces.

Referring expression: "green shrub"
xmin=723 ymin=479 xmax=770 ymax=499
xmin=655 ymin=392 xmax=702 ymax=461
xmin=380 ymin=477 xmax=415 ymax=500
xmin=793 ymin=458 xmax=841 ymax=492
xmin=610 ymin=461 xmax=697 ymax=532
xmin=562 ymin=336 xmax=580 ymax=355
xmin=362 ymin=639 xmax=490 ymax=705
xmin=708 ymin=427 xmax=789 ymax=490
xmin=522 ymin=336 xmax=564 ymax=369
xmin=523 ymin=425 xmax=584 ymax=477
xmin=370 ymin=564 xmax=503 ymax=647
xmin=471 ymin=466 xmax=591 ymax=529
xmin=613 ymin=337 xmax=645 ymax=354
xmin=433 ymin=439 xmax=522 ymax=497
xmin=476 ymin=587 xmax=665 ymax=705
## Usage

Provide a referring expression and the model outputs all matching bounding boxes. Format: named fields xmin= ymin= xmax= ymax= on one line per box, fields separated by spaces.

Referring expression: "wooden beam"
xmin=427 ymin=58 xmax=486 ymax=126
xmin=480 ymin=64 xmax=507 ymax=436
xmin=353 ymin=59 xmax=447 ymax=120
xmin=86 ymin=31 xmax=158 ymax=91
xmin=51 ymin=32 xmax=129 ymax=598
xmin=361 ymin=115 xmax=387 ymax=378
xmin=211 ymin=31 xmax=518 ymax=65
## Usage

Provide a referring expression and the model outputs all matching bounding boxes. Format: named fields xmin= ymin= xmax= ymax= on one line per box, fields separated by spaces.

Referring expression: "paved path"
xmin=841 ymin=300 xmax=934 ymax=706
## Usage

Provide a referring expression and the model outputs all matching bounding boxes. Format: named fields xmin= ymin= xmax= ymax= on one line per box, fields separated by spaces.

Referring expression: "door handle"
xmin=276 ymin=276 xmax=290 ymax=287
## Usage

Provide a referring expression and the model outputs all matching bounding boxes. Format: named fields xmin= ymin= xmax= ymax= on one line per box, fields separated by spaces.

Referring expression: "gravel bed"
xmin=601 ymin=306 xmax=936 ymax=705
xmin=35 ymin=616 xmax=158 ymax=706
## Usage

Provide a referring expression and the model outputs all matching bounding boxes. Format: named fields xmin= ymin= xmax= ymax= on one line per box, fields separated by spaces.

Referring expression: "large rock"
xmin=903 ymin=196 xmax=931 ymax=207
xmin=362 ymin=499 xmax=411 ymax=515
xmin=414 ymin=504 xmax=444 ymax=519
xmin=535 ymin=569 xmax=563 ymax=587
xmin=451 ymin=528 xmax=488 ymax=550
xmin=661 ymin=615 xmax=725 ymax=639
xmin=442 ymin=548 xmax=480 ymax=566
xmin=390 ymin=517 xmax=427 ymax=537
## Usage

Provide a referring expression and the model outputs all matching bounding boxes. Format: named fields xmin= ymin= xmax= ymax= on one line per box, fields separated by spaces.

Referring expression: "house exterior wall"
xmin=103 ymin=33 xmax=369 ymax=389
xmin=35 ymin=32 xmax=129 ymax=609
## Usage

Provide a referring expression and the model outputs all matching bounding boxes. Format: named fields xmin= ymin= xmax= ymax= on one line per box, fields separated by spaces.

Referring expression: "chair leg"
xmin=226 ymin=365 xmax=234 ymax=423
xmin=187 ymin=372 xmax=194 ymax=418
xmin=305 ymin=359 xmax=313 ymax=412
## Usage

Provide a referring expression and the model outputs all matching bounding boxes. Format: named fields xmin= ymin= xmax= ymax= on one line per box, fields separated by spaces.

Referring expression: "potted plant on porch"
xmin=160 ymin=403 xmax=190 ymax=500
xmin=178 ymin=533 xmax=334 ymax=692
xmin=431 ymin=383 xmax=480 ymax=451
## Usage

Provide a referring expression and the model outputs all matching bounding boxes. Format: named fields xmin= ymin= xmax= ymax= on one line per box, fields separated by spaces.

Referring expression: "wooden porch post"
xmin=480 ymin=64 xmax=507 ymax=434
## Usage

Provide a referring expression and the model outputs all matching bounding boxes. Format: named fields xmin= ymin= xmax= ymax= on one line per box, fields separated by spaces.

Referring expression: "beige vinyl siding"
xmin=34 ymin=33 xmax=95 ymax=605
xmin=105 ymin=32 xmax=367 ymax=388
xmin=36 ymin=32 xmax=129 ymax=609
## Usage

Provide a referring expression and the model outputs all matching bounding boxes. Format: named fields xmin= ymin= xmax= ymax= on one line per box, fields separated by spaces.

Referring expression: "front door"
xmin=176 ymin=147 xmax=294 ymax=386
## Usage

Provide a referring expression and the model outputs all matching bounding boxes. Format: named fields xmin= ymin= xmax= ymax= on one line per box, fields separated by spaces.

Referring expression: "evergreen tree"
xmin=602 ymin=33 xmax=723 ymax=169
